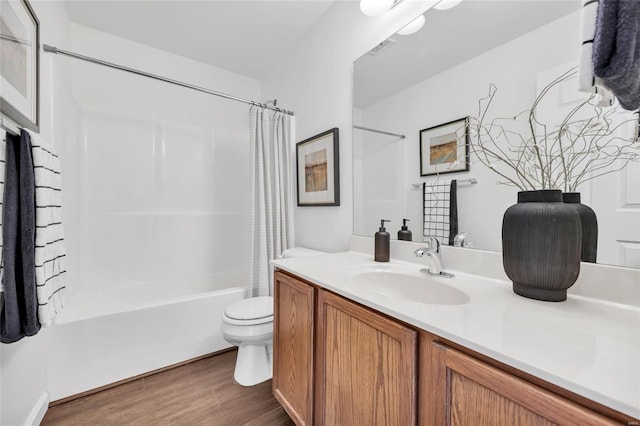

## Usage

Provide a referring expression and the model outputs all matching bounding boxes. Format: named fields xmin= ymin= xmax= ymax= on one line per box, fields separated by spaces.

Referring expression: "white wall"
xmin=262 ymin=1 xmax=438 ymax=252
xmin=1 ymin=2 xmax=75 ymax=425
xmin=62 ymin=23 xmax=260 ymax=297
xmin=356 ymin=11 xmax=581 ymax=251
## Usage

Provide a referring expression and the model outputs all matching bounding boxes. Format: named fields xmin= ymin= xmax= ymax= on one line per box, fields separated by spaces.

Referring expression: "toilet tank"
xmin=281 ymin=247 xmax=326 ymax=258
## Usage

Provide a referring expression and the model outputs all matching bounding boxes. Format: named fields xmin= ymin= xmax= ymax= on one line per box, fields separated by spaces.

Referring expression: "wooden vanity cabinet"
xmin=274 ymin=271 xmax=418 ymax=425
xmin=274 ymin=271 xmax=633 ymax=426
xmin=273 ymin=272 xmax=315 ymax=425
xmin=315 ymin=289 xmax=417 ymax=425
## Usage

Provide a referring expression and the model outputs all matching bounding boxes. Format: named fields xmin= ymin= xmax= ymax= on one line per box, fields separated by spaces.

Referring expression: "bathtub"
xmin=45 ymin=284 xmax=246 ymax=401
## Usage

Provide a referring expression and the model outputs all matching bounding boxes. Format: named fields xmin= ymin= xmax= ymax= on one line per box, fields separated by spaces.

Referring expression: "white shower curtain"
xmin=249 ymin=107 xmax=295 ymax=297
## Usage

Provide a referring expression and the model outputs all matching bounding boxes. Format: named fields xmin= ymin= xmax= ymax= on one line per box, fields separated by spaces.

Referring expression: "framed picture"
xmin=0 ymin=0 xmax=39 ymax=132
xmin=420 ymin=117 xmax=469 ymax=177
xmin=296 ymin=128 xmax=340 ymax=206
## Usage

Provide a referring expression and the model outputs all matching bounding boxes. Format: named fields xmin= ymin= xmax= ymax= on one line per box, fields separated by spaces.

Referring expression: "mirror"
xmin=353 ymin=0 xmax=640 ymax=269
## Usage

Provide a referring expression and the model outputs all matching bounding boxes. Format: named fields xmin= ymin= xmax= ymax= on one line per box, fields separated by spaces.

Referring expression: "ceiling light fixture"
xmin=360 ymin=0 xmax=400 ymax=17
xmin=396 ymin=14 xmax=425 ymax=35
xmin=433 ymin=0 xmax=463 ymax=10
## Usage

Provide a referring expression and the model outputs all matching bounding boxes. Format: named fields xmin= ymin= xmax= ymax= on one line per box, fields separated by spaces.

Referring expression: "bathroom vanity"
xmin=271 ymin=248 xmax=640 ymax=425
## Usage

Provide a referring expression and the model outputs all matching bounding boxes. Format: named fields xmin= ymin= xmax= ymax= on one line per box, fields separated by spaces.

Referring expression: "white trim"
xmin=25 ymin=391 xmax=49 ymax=426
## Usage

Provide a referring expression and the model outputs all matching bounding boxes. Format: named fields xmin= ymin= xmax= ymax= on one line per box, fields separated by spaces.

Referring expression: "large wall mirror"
xmin=353 ymin=0 xmax=640 ymax=269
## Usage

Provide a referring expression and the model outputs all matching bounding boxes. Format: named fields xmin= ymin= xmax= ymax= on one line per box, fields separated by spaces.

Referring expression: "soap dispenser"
xmin=398 ymin=218 xmax=412 ymax=241
xmin=375 ymin=220 xmax=391 ymax=262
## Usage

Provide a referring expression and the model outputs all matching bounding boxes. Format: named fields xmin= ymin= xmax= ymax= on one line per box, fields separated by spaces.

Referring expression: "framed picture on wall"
xmin=420 ymin=117 xmax=469 ymax=177
xmin=0 ymin=0 xmax=39 ymax=132
xmin=296 ymin=128 xmax=340 ymax=206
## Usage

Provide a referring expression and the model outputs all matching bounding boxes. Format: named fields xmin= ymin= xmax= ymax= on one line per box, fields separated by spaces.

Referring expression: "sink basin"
xmin=350 ymin=264 xmax=470 ymax=305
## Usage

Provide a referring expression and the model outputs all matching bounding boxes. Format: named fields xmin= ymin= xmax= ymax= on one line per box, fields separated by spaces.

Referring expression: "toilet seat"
xmin=223 ymin=296 xmax=274 ymax=326
xmin=223 ymin=314 xmax=273 ymax=326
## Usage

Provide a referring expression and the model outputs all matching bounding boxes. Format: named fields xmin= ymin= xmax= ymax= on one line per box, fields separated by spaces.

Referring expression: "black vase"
xmin=502 ymin=190 xmax=581 ymax=302
xmin=563 ymin=192 xmax=598 ymax=263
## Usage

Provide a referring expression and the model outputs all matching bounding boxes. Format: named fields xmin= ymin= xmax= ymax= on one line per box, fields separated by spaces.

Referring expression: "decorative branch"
xmin=466 ymin=69 xmax=640 ymax=191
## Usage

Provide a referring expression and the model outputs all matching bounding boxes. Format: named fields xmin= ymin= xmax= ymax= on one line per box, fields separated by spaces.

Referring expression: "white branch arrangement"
xmin=467 ymin=69 xmax=640 ymax=192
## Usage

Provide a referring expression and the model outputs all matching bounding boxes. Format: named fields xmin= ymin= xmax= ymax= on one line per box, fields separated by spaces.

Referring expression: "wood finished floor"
xmin=42 ymin=350 xmax=294 ymax=426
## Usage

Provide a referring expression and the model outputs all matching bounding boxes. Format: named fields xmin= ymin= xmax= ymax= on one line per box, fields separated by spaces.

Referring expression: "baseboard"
xmin=25 ymin=392 xmax=49 ymax=426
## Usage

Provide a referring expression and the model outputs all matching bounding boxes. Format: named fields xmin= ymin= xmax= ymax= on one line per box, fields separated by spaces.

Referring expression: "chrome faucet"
xmin=414 ymin=237 xmax=454 ymax=278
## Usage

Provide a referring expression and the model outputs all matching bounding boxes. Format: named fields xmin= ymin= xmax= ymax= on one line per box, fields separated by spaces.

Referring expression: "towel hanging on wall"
xmin=0 ymin=130 xmax=40 ymax=343
xmin=423 ymin=180 xmax=458 ymax=246
xmin=28 ymin=130 xmax=66 ymax=327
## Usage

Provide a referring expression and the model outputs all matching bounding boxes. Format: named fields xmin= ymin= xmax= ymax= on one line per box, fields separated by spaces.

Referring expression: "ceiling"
xmin=64 ymin=0 xmax=336 ymax=80
xmin=354 ymin=0 xmax=581 ymax=108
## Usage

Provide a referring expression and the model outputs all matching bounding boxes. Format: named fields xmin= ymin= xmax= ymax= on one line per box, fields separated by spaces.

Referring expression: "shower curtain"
xmin=249 ymin=107 xmax=294 ymax=297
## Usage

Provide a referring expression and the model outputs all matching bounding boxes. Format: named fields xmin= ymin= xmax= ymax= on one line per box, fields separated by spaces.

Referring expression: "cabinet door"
xmin=428 ymin=343 xmax=619 ymax=426
xmin=316 ymin=289 xmax=417 ymax=425
xmin=273 ymin=272 xmax=315 ymax=426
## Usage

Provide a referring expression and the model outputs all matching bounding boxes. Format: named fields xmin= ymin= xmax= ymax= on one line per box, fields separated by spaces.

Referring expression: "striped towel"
xmin=27 ymin=130 xmax=66 ymax=326
xmin=423 ymin=180 xmax=458 ymax=246
xmin=578 ymin=0 xmax=615 ymax=107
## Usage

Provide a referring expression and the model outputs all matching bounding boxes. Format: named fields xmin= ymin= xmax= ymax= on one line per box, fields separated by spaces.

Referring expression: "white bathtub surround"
xmin=63 ymin=22 xmax=258 ymax=307
xmin=46 ymin=286 xmax=244 ymax=401
xmin=249 ymin=107 xmax=295 ymax=297
xmin=27 ymin=130 xmax=67 ymax=326
xmin=273 ymin=238 xmax=640 ymax=419
xmin=39 ymin=25 xmax=259 ymax=403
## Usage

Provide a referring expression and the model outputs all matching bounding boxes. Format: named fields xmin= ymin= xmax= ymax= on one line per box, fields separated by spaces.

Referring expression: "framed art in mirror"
xmin=296 ymin=127 xmax=340 ymax=206
xmin=420 ymin=117 xmax=469 ymax=177
xmin=0 ymin=0 xmax=39 ymax=132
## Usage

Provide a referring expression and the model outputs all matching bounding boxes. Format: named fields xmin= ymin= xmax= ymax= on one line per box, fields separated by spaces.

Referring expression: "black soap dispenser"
xmin=398 ymin=218 xmax=412 ymax=241
xmin=375 ymin=219 xmax=391 ymax=262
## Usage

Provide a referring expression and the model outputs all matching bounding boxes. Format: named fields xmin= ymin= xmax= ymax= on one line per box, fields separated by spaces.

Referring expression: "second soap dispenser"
xmin=398 ymin=218 xmax=412 ymax=241
xmin=375 ymin=219 xmax=391 ymax=262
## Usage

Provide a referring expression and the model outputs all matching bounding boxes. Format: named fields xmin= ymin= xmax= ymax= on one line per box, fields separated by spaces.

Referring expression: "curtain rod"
xmin=43 ymin=44 xmax=294 ymax=116
xmin=353 ymin=125 xmax=405 ymax=139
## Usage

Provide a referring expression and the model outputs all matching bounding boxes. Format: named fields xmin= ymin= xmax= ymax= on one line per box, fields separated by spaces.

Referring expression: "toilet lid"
xmin=225 ymin=296 xmax=274 ymax=321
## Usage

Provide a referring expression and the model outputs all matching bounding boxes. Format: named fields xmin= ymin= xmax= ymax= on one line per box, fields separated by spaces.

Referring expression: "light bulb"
xmin=360 ymin=0 xmax=395 ymax=17
xmin=433 ymin=0 xmax=463 ymax=10
xmin=396 ymin=15 xmax=425 ymax=35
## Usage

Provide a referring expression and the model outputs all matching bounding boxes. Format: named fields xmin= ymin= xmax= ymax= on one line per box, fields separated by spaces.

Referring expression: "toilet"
xmin=221 ymin=247 xmax=325 ymax=386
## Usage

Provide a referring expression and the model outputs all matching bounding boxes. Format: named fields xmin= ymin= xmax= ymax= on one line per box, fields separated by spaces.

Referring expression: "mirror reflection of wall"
xmin=353 ymin=1 xmax=640 ymax=269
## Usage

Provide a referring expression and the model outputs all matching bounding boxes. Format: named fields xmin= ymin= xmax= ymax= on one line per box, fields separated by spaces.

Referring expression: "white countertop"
xmin=273 ymin=251 xmax=640 ymax=419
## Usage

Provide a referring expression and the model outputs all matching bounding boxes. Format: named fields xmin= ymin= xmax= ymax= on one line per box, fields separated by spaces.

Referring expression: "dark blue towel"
xmin=593 ymin=0 xmax=640 ymax=110
xmin=1 ymin=130 xmax=40 ymax=343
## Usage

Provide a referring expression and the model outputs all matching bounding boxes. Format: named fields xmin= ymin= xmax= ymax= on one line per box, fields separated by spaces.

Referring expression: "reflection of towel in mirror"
xmin=593 ymin=0 xmax=640 ymax=111
xmin=578 ymin=0 xmax=614 ymax=107
xmin=28 ymin=130 xmax=66 ymax=327
xmin=1 ymin=130 xmax=40 ymax=343
xmin=423 ymin=180 xmax=458 ymax=246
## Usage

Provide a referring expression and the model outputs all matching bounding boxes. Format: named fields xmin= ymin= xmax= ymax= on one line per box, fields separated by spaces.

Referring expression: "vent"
xmin=367 ymin=38 xmax=396 ymax=56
